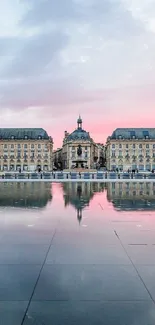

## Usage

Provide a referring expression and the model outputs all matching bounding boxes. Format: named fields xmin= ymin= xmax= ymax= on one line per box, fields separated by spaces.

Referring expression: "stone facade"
xmin=0 ymin=128 xmax=53 ymax=171
xmin=106 ymin=128 xmax=155 ymax=171
xmin=61 ymin=117 xmax=98 ymax=170
xmin=53 ymin=148 xmax=63 ymax=170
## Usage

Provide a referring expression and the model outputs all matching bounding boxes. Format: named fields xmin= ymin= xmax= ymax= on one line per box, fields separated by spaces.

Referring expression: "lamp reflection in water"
xmin=106 ymin=182 xmax=155 ymax=211
xmin=0 ymin=182 xmax=52 ymax=209
xmin=62 ymin=182 xmax=105 ymax=223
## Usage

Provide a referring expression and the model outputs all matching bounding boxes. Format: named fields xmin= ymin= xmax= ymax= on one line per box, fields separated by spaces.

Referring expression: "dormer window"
xmin=130 ymin=131 xmax=136 ymax=139
xmin=11 ymin=135 xmax=14 ymax=139
xmin=143 ymin=130 xmax=149 ymax=139
xmin=24 ymin=135 xmax=28 ymax=139
xmin=38 ymin=135 xmax=42 ymax=139
xmin=118 ymin=135 xmax=122 ymax=139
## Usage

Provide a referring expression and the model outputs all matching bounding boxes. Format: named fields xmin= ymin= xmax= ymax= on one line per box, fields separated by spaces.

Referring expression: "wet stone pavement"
xmin=1 ymin=181 xmax=155 ymax=324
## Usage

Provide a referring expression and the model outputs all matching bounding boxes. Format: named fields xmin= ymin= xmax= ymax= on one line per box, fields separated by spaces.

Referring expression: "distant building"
xmin=0 ymin=128 xmax=53 ymax=171
xmin=60 ymin=116 xmax=99 ymax=170
xmin=53 ymin=148 xmax=63 ymax=170
xmin=106 ymin=128 xmax=155 ymax=171
xmin=96 ymin=143 xmax=106 ymax=167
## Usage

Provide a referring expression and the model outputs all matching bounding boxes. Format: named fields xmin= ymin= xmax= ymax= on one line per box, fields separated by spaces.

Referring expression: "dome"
xmin=66 ymin=128 xmax=91 ymax=141
xmin=65 ymin=116 xmax=92 ymax=142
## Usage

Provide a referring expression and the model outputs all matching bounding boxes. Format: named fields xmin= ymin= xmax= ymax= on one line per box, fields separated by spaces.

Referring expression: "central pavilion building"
xmin=61 ymin=116 xmax=99 ymax=170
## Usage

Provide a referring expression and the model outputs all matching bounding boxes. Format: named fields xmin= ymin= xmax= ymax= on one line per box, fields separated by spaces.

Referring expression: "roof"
xmin=0 ymin=128 xmax=50 ymax=140
xmin=110 ymin=128 xmax=155 ymax=140
xmin=66 ymin=128 xmax=91 ymax=141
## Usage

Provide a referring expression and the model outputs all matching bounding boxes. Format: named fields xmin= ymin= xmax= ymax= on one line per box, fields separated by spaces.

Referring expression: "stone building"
xmin=106 ymin=128 xmax=155 ymax=172
xmin=53 ymin=148 xmax=63 ymax=170
xmin=96 ymin=143 xmax=106 ymax=168
xmin=61 ymin=116 xmax=98 ymax=170
xmin=0 ymin=128 xmax=53 ymax=171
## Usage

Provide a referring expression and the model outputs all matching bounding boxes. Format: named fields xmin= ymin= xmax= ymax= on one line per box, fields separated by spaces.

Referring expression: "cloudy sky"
xmin=0 ymin=0 xmax=155 ymax=148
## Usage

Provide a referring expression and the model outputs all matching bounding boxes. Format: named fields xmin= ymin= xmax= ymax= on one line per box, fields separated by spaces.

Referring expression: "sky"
xmin=0 ymin=0 xmax=155 ymax=148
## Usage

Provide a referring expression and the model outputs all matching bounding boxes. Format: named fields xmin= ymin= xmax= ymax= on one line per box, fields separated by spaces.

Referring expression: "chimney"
xmin=64 ymin=131 xmax=68 ymax=138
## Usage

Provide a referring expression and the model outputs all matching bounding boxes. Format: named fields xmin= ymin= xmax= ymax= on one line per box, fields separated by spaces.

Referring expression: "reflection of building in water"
xmin=0 ymin=182 xmax=52 ymax=209
xmin=107 ymin=182 xmax=155 ymax=210
xmin=62 ymin=182 xmax=105 ymax=222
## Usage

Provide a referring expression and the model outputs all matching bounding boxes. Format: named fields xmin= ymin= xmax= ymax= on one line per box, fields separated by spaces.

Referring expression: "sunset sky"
xmin=0 ymin=0 xmax=155 ymax=148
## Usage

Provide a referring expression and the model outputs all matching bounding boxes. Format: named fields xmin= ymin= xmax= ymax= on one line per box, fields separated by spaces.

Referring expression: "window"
xmin=126 ymin=144 xmax=128 ymax=149
xmin=4 ymin=144 xmax=7 ymax=149
xmin=72 ymin=146 xmax=75 ymax=151
xmin=133 ymin=144 xmax=135 ymax=149
xmin=139 ymin=144 xmax=142 ymax=148
xmin=146 ymin=164 xmax=151 ymax=171
xmin=11 ymin=144 xmax=14 ymax=149
xmin=18 ymin=144 xmax=21 ymax=148
xmin=118 ymin=150 xmax=122 ymax=157
xmin=119 ymin=144 xmax=122 ymax=148
xmin=153 ymin=144 xmax=155 ymax=149
xmin=139 ymin=164 xmax=144 ymax=171
xmin=72 ymin=152 xmax=75 ymax=158
xmin=85 ymin=152 xmax=88 ymax=158
xmin=24 ymin=144 xmax=27 ymax=149
xmin=38 ymin=144 xmax=41 ymax=149
xmin=111 ymin=150 xmax=115 ymax=157
xmin=112 ymin=144 xmax=115 ymax=148
xmin=85 ymin=146 xmax=87 ymax=150
xmin=146 ymin=144 xmax=149 ymax=148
